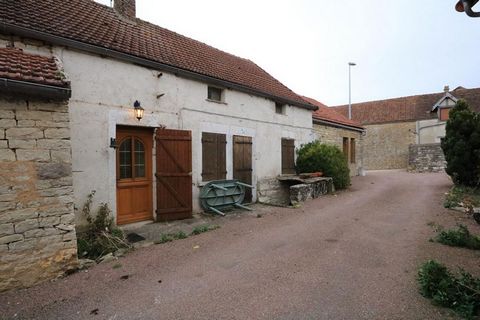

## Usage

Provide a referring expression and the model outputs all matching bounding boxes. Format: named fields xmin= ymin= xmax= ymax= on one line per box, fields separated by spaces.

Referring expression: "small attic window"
xmin=207 ymin=86 xmax=223 ymax=102
xmin=275 ymin=102 xmax=286 ymax=115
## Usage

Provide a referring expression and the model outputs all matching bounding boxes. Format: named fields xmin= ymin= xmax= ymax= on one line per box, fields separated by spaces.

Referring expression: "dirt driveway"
xmin=1 ymin=170 xmax=479 ymax=320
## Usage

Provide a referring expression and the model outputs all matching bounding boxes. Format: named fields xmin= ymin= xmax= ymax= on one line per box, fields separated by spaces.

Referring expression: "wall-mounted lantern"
xmin=133 ymin=100 xmax=144 ymax=121
xmin=109 ymin=137 xmax=117 ymax=149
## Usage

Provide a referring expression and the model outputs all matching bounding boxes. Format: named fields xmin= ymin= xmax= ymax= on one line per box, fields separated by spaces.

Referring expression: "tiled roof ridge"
xmin=0 ymin=0 xmax=313 ymax=108
xmin=302 ymin=95 xmax=364 ymax=130
xmin=331 ymin=89 xmax=452 ymax=108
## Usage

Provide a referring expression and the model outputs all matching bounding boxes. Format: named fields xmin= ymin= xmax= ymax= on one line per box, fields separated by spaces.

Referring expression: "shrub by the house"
xmin=296 ymin=141 xmax=350 ymax=189
xmin=441 ymin=100 xmax=480 ymax=187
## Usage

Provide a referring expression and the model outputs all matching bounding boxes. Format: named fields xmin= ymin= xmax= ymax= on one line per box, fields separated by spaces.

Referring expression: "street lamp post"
xmin=348 ymin=62 xmax=356 ymax=120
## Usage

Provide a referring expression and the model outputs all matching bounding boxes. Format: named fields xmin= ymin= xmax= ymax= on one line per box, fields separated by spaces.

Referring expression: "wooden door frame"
xmin=232 ymin=135 xmax=253 ymax=203
xmin=115 ymin=125 xmax=154 ymax=225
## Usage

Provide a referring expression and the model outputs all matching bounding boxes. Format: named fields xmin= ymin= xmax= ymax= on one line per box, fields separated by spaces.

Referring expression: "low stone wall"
xmin=0 ymin=96 xmax=78 ymax=292
xmin=258 ymin=176 xmax=334 ymax=206
xmin=290 ymin=178 xmax=334 ymax=206
xmin=408 ymin=143 xmax=446 ymax=173
xmin=257 ymin=177 xmax=291 ymax=206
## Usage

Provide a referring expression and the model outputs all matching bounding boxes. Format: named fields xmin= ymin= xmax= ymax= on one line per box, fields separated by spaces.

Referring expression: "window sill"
xmin=206 ymin=99 xmax=227 ymax=105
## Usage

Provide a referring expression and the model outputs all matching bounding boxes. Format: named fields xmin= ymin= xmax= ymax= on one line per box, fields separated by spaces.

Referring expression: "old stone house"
xmin=0 ymin=0 xmax=319 ymax=290
xmin=302 ymin=96 xmax=365 ymax=176
xmin=332 ymin=86 xmax=480 ymax=170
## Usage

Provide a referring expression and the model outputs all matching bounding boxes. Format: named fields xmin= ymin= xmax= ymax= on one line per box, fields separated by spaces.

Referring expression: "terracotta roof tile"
xmin=302 ymin=96 xmax=364 ymax=130
xmin=0 ymin=47 xmax=69 ymax=88
xmin=332 ymin=87 xmax=480 ymax=125
xmin=0 ymin=0 xmax=311 ymax=108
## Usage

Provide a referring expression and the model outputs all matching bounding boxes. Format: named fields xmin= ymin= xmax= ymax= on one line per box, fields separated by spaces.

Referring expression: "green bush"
xmin=418 ymin=260 xmax=480 ymax=319
xmin=296 ymin=141 xmax=350 ymax=189
xmin=435 ymin=225 xmax=480 ymax=250
xmin=76 ymin=191 xmax=130 ymax=260
xmin=441 ymin=100 xmax=480 ymax=187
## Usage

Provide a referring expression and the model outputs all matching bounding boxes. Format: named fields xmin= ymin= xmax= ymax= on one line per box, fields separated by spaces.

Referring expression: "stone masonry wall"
xmin=408 ymin=143 xmax=446 ymax=173
xmin=0 ymin=95 xmax=77 ymax=292
xmin=313 ymin=123 xmax=362 ymax=176
xmin=362 ymin=122 xmax=417 ymax=170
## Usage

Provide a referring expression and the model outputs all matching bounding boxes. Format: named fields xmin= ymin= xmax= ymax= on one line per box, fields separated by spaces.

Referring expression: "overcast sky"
xmin=96 ymin=0 xmax=480 ymax=106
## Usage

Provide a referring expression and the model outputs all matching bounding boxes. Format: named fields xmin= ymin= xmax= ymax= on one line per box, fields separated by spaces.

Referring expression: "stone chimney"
xmin=444 ymin=85 xmax=450 ymax=93
xmin=114 ymin=0 xmax=136 ymax=19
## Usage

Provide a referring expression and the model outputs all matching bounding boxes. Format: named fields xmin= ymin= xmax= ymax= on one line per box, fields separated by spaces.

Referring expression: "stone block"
xmin=0 ymin=119 xmax=16 ymax=129
xmin=0 ymin=208 xmax=38 ymax=224
xmin=39 ymin=216 xmax=61 ymax=227
xmin=36 ymin=162 xmax=71 ymax=180
xmin=16 ymin=120 xmax=36 ymax=128
xmin=44 ymin=128 xmax=70 ymax=139
xmin=7 ymin=239 xmax=36 ymax=253
xmin=35 ymin=120 xmax=69 ymax=128
xmin=6 ymin=127 xmax=44 ymax=139
xmin=0 ymin=149 xmax=16 ymax=161
xmin=290 ymin=184 xmax=312 ymax=206
xmin=38 ymin=186 xmax=73 ymax=197
xmin=0 ymin=110 xmax=14 ymax=119
xmin=8 ymin=139 xmax=36 ymax=149
xmin=0 ymin=234 xmax=23 ymax=245
xmin=59 ymin=213 xmax=75 ymax=225
xmin=0 ymin=223 xmax=14 ymax=237
xmin=0 ymin=202 xmax=16 ymax=213
xmin=15 ymin=110 xmax=52 ymax=121
xmin=25 ymin=228 xmax=62 ymax=238
xmin=51 ymin=149 xmax=71 ymax=163
xmin=52 ymin=113 xmax=69 ymax=122
xmin=0 ymin=194 xmax=15 ymax=202
xmin=14 ymin=219 xmax=39 ymax=233
xmin=38 ymin=205 xmax=70 ymax=218
xmin=0 ymin=140 xmax=8 ymax=148
xmin=16 ymin=149 xmax=50 ymax=161
xmin=62 ymin=231 xmax=77 ymax=242
xmin=36 ymin=139 xmax=71 ymax=150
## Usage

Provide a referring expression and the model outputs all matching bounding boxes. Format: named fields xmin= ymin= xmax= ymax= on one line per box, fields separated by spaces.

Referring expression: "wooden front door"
xmin=155 ymin=129 xmax=192 ymax=221
xmin=233 ymin=135 xmax=253 ymax=203
xmin=116 ymin=127 xmax=153 ymax=225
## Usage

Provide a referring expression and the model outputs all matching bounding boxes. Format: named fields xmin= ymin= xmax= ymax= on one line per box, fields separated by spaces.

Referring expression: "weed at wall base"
xmin=76 ymin=191 xmax=131 ymax=260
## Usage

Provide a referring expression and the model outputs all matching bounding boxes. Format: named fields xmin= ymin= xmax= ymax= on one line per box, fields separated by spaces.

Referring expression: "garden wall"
xmin=408 ymin=143 xmax=446 ymax=173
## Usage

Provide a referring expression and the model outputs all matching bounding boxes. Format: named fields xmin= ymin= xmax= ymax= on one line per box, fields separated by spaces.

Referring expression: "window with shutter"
xmin=281 ymin=138 xmax=295 ymax=174
xmin=201 ymin=132 xmax=227 ymax=181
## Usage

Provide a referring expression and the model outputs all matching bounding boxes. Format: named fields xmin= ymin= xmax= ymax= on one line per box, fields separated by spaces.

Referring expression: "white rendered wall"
xmin=417 ymin=119 xmax=446 ymax=144
xmin=47 ymin=48 xmax=314 ymax=224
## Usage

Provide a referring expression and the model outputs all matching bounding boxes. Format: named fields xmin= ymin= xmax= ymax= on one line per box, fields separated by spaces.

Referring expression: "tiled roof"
xmin=0 ymin=47 xmax=69 ymax=88
xmin=0 ymin=0 xmax=312 ymax=108
xmin=332 ymin=87 xmax=480 ymax=125
xmin=302 ymin=96 xmax=364 ymax=130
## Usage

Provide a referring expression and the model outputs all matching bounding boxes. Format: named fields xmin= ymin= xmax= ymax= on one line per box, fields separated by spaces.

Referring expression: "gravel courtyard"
xmin=1 ymin=170 xmax=479 ymax=320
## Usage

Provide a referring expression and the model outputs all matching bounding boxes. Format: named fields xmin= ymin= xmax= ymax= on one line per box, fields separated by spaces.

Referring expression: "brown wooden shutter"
xmin=281 ymin=138 xmax=295 ymax=174
xmin=201 ymin=132 xmax=226 ymax=181
xmin=155 ymin=129 xmax=192 ymax=221
xmin=350 ymin=138 xmax=356 ymax=163
xmin=343 ymin=137 xmax=349 ymax=159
